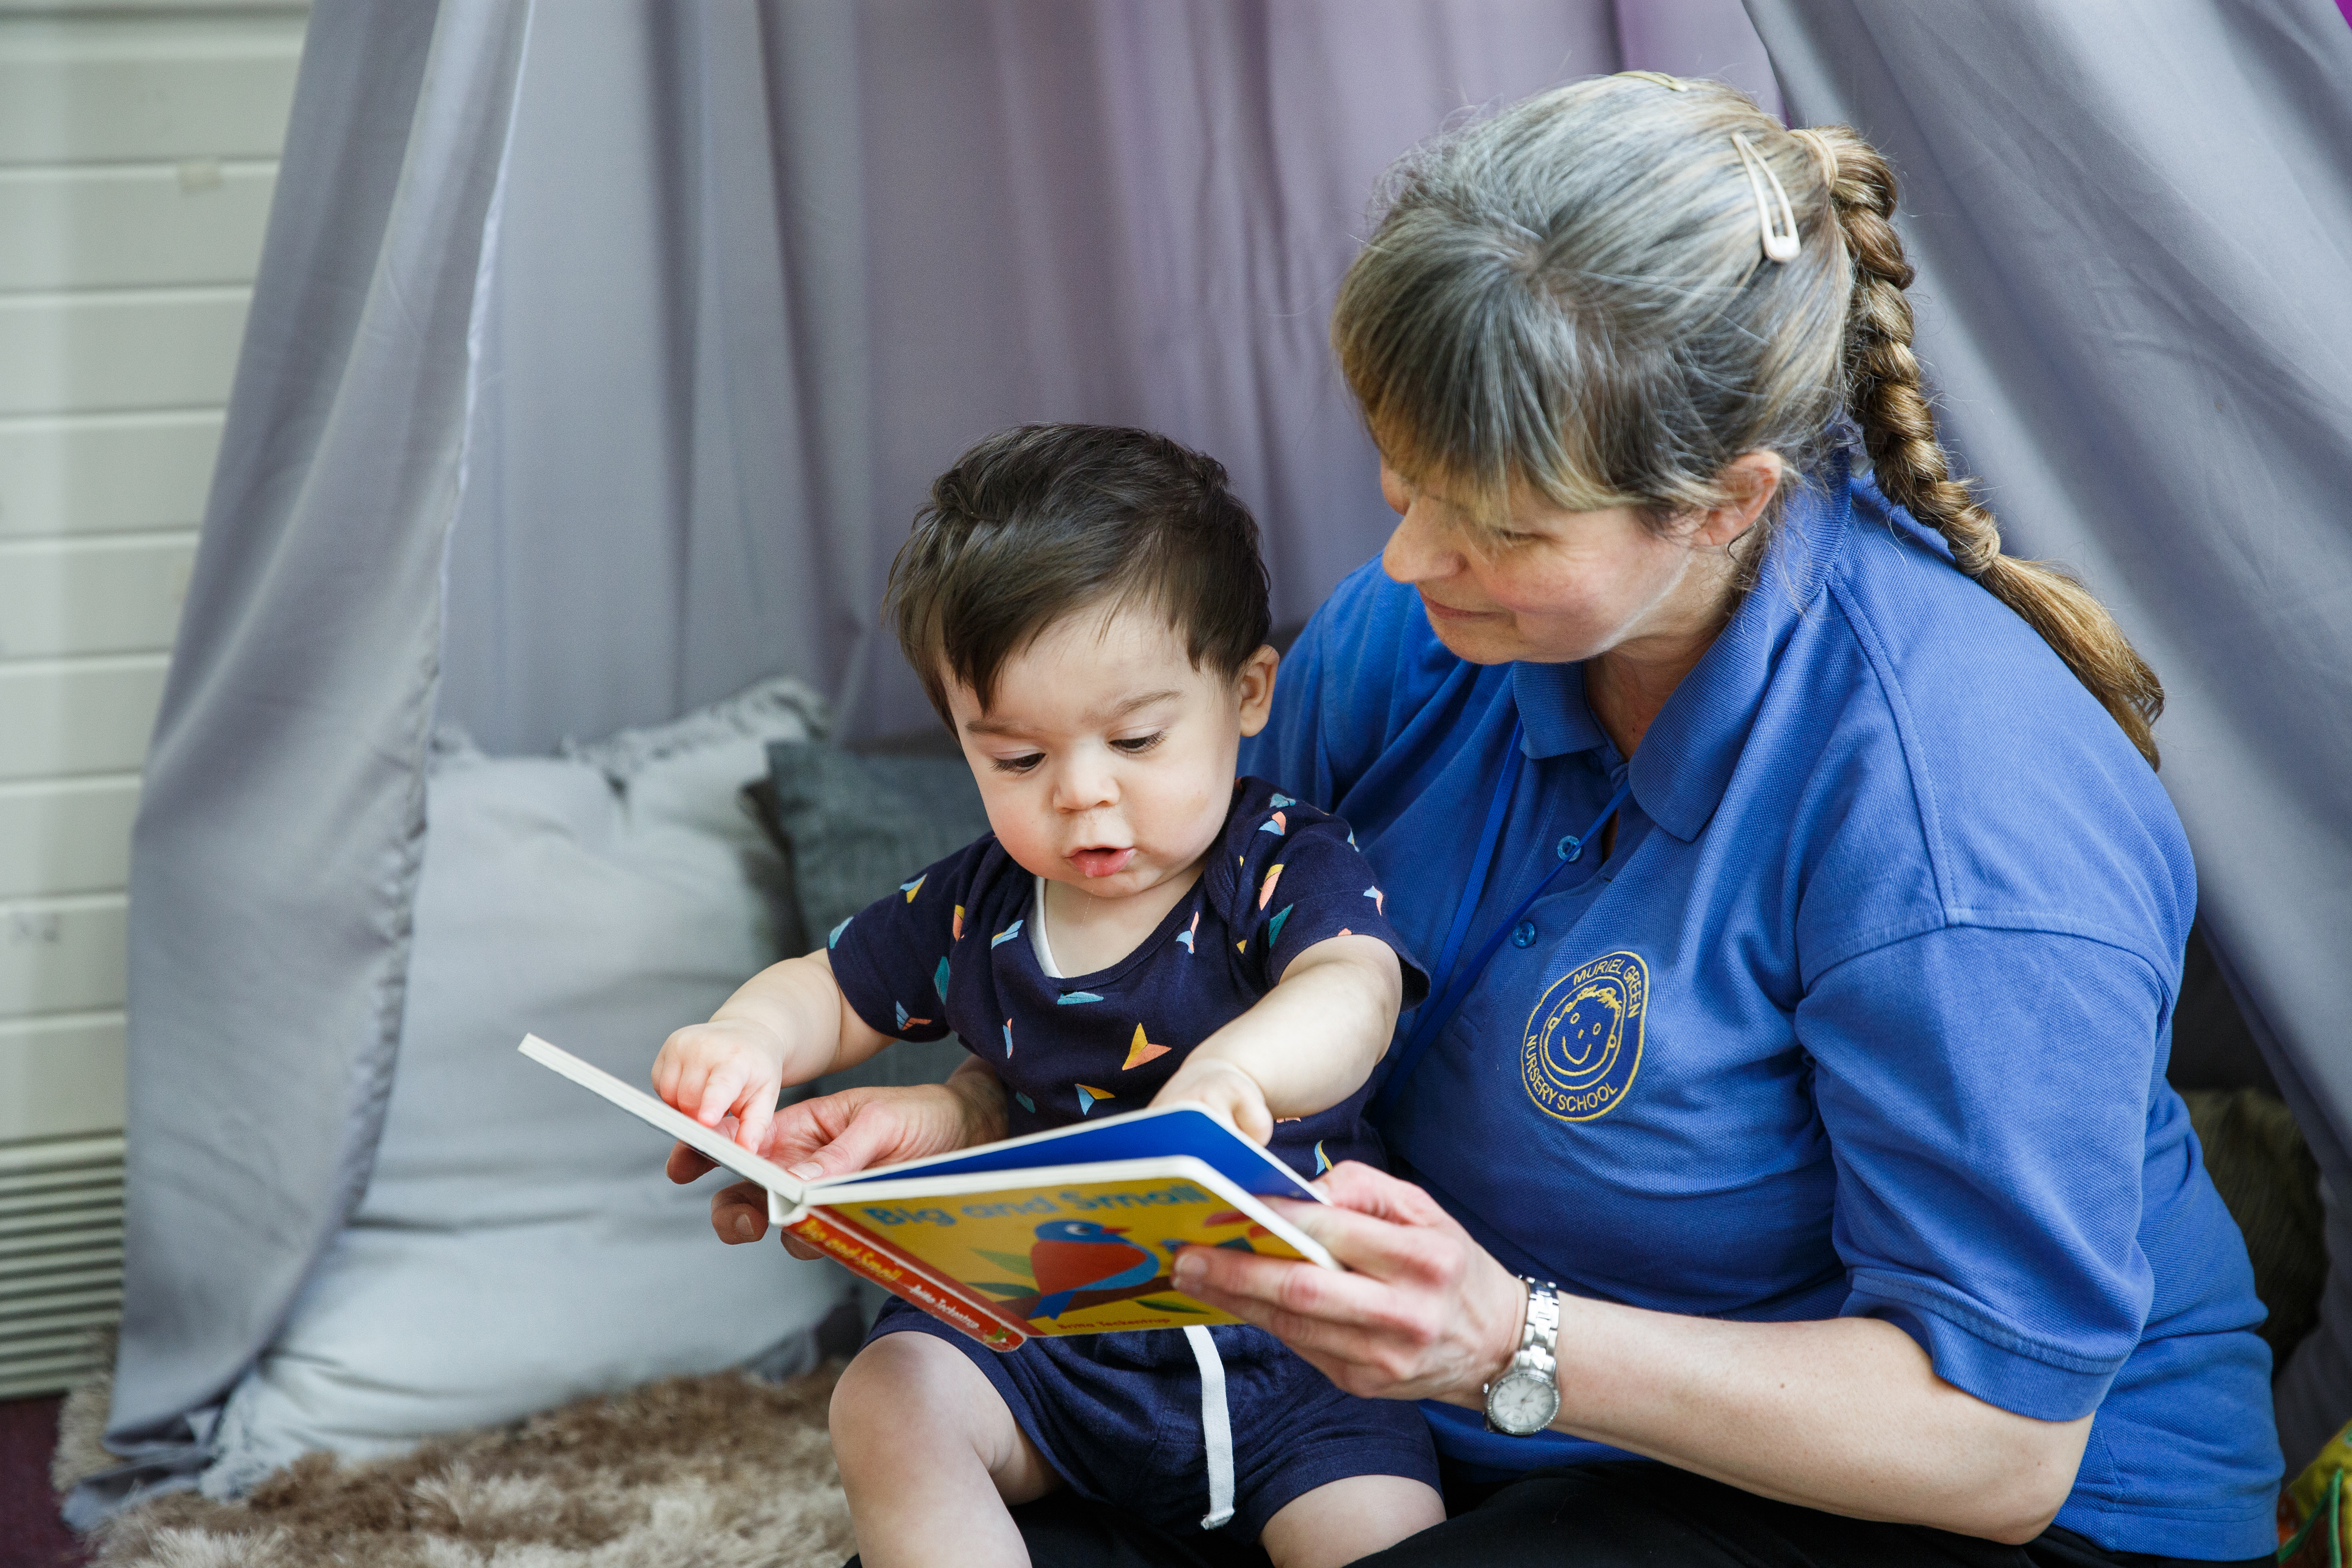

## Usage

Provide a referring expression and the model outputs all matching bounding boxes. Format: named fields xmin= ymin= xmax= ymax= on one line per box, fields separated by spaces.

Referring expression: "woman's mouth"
xmin=1419 ymin=594 xmax=1496 ymax=622
xmin=1070 ymin=847 xmax=1137 ymax=878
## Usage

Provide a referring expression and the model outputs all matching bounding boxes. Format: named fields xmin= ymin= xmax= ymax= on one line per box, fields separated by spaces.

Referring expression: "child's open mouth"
xmin=1070 ymin=847 xmax=1137 ymax=878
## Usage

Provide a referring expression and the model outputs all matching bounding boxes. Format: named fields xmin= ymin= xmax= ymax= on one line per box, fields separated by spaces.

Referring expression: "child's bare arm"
xmin=1151 ymin=934 xmax=1403 ymax=1142
xmin=653 ymin=950 xmax=895 ymax=1155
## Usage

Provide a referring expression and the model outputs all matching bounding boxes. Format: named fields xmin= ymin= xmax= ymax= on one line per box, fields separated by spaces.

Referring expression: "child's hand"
xmin=653 ymin=1018 xmax=791 ymax=1155
xmin=1152 ymin=1055 xmax=1274 ymax=1145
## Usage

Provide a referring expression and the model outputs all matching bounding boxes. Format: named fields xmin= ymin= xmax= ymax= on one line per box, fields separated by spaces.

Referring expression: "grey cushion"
xmin=201 ymin=679 xmax=847 ymax=1494
xmin=758 ymin=740 xmax=992 ymax=1091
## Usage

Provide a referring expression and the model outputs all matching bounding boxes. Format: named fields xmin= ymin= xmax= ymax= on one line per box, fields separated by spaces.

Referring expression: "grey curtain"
xmin=107 ymin=0 xmax=1761 ymax=1515
xmin=1743 ymin=0 xmax=2352 ymax=1464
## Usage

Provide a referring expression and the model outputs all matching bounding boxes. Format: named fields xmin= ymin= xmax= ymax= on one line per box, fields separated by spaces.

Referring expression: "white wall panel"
xmin=0 ymin=894 xmax=126 ymax=1016
xmin=0 ymin=287 xmax=249 ymax=416
xmin=0 ymin=655 xmax=167 ymax=780
xmin=0 ymin=531 xmax=193 ymax=657
xmin=0 ymin=777 xmax=137 ymax=898
xmin=0 ymin=411 xmax=225 ymax=538
xmin=0 ymin=13 xmax=305 ymax=165
xmin=0 ymin=1015 xmax=125 ymax=1142
xmin=0 ymin=161 xmax=275 ymax=290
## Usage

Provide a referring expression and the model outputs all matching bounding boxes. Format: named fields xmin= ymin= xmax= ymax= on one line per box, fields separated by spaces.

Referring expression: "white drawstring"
xmin=1184 ymin=1325 xmax=1235 ymax=1529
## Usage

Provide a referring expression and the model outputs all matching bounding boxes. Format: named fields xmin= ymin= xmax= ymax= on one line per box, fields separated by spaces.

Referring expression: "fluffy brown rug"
xmin=53 ymin=1359 xmax=855 ymax=1568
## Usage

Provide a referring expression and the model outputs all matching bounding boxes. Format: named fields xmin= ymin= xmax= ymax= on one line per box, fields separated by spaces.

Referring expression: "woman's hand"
xmin=666 ymin=1059 xmax=1010 ymax=1257
xmin=1178 ymin=1162 xmax=2088 ymax=1545
xmin=1173 ymin=1160 xmax=1524 ymax=1405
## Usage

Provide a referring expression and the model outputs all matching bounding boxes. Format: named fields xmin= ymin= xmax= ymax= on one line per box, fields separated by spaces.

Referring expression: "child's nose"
xmin=1053 ymin=751 xmax=1119 ymax=813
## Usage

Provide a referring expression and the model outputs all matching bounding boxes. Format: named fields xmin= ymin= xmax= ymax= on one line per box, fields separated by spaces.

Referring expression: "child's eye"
xmin=1111 ymin=732 xmax=1165 ymax=755
xmin=991 ymin=753 xmax=1044 ymax=774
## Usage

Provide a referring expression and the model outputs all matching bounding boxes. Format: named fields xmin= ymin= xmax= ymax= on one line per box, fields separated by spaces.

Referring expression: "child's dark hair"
xmin=888 ymin=425 xmax=1273 ymax=724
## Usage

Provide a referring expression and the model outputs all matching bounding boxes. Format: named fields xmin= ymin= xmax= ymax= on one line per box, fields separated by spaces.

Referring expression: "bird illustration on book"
xmin=1259 ymin=864 xmax=1284 ymax=909
xmin=1027 ymin=1220 xmax=1160 ymax=1320
xmin=1176 ymin=911 xmax=1199 ymax=953
xmin=1075 ymin=1084 xmax=1115 ymax=1115
xmin=900 ymin=874 xmax=926 ymax=902
xmin=1122 ymin=1023 xmax=1170 ymax=1071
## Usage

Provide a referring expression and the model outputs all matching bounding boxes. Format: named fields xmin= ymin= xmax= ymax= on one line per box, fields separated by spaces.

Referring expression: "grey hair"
xmin=1334 ymin=74 xmax=2167 ymax=769
xmin=1332 ymin=75 xmax=1849 ymax=527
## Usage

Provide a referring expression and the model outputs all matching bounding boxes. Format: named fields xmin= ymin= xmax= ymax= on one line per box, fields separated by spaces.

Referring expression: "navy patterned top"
xmin=826 ymin=777 xmax=1429 ymax=1179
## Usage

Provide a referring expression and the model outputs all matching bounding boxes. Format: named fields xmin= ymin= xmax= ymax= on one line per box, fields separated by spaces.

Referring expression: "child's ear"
xmin=1235 ymin=644 xmax=1280 ymax=738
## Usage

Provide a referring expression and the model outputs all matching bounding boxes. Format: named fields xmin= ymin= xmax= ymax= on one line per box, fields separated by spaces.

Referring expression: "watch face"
xmin=1486 ymin=1370 xmax=1559 ymax=1436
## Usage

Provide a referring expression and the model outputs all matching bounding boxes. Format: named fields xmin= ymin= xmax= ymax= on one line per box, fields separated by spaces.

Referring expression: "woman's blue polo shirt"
xmin=1240 ymin=452 xmax=2280 ymax=1558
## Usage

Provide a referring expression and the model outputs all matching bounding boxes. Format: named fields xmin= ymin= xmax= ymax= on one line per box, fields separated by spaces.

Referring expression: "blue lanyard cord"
xmin=1371 ymin=763 xmax=1633 ymax=1121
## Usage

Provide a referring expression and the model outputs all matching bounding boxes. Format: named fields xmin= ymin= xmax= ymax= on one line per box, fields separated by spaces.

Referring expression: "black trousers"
xmin=857 ymin=1459 xmax=2270 ymax=1568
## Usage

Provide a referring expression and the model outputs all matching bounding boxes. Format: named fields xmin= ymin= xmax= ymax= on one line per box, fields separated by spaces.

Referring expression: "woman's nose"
xmin=1381 ymin=500 xmax=1462 ymax=586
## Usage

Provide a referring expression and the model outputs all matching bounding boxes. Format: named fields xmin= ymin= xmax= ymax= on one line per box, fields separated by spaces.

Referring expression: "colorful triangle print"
xmin=1075 ymin=1085 xmax=1114 ymax=1116
xmin=901 ymin=874 xmax=926 ymax=902
xmin=1176 ymin=911 xmax=1199 ymax=953
xmin=1270 ymin=793 xmax=1296 ymax=808
xmin=1259 ymin=864 xmax=1284 ymax=909
xmin=1314 ymin=1141 xmax=1332 ymax=1175
xmin=1267 ymin=905 xmax=1292 ymax=946
xmin=991 ymin=919 xmax=1024 ymax=947
xmin=1001 ymin=1019 xmax=1014 ymax=1057
xmin=1057 ymin=991 xmax=1103 ymax=1005
xmin=933 ymin=956 xmax=951 ymax=1002
xmin=1122 ymin=1024 xmax=1171 ymax=1071
xmin=952 ymin=904 xmax=965 ymax=940
xmin=1257 ymin=812 xmax=1286 ymax=837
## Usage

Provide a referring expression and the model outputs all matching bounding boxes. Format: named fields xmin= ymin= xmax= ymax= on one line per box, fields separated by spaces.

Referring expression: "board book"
xmin=518 ymin=1034 xmax=1336 ymax=1350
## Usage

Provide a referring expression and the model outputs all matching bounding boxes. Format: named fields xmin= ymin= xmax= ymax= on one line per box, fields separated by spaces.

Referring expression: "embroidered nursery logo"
xmin=1520 ymin=950 xmax=1647 ymax=1123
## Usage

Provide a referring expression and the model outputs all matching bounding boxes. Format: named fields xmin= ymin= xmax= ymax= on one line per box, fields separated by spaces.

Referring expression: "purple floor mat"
xmin=0 ymin=1397 xmax=88 ymax=1568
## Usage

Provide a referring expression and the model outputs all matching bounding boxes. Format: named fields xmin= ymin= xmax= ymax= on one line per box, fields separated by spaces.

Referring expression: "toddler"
xmin=654 ymin=426 xmax=1443 ymax=1568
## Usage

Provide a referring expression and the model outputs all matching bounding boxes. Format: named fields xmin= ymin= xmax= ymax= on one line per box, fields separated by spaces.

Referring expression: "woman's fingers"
xmin=708 ymin=1179 xmax=769 ymax=1244
xmin=666 ymin=1141 xmax=719 ymax=1185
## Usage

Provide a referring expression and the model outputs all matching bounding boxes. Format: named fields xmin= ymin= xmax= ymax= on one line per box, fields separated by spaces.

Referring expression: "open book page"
xmin=519 ymin=1034 xmax=1337 ymax=1346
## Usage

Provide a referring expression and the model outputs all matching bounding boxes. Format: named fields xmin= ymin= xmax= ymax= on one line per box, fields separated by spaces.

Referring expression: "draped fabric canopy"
xmin=95 ymin=0 xmax=2352 ymax=1515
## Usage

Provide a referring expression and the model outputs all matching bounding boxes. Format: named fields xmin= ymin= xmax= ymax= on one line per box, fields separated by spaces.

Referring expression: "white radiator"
xmin=0 ymin=1133 xmax=123 ymax=1399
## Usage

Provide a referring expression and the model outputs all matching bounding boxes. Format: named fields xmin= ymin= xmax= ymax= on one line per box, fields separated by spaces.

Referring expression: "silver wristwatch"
xmin=1483 ymin=1278 xmax=1561 ymax=1436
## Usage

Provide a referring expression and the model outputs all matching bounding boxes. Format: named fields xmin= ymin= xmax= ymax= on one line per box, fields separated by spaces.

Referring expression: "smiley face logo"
xmin=1520 ymin=951 xmax=1647 ymax=1123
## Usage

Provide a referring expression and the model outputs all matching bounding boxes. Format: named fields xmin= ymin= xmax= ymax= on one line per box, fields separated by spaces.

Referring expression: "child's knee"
xmin=831 ymin=1334 xmax=1005 ymax=1458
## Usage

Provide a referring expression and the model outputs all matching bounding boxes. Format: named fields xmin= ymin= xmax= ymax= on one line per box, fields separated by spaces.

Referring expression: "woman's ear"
xmin=1694 ymin=451 xmax=1785 ymax=548
xmin=1236 ymin=644 xmax=1281 ymax=738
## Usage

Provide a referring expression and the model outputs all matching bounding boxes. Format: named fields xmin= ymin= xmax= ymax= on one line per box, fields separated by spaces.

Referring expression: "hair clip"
xmin=1616 ymin=70 xmax=1686 ymax=91
xmin=1730 ymin=132 xmax=1800 ymax=263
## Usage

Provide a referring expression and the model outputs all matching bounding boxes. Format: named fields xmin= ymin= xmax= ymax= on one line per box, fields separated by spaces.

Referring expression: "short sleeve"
xmin=1233 ymin=791 xmax=1430 ymax=1009
xmin=824 ymin=840 xmax=991 ymax=1044
xmin=1799 ymin=924 xmax=2165 ymax=1420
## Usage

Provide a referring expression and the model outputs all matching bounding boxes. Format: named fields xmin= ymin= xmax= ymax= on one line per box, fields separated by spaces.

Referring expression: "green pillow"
xmin=755 ymin=741 xmax=993 ymax=1091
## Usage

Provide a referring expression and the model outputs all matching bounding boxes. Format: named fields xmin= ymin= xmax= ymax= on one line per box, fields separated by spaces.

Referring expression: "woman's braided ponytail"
xmin=1807 ymin=125 xmax=2165 ymax=768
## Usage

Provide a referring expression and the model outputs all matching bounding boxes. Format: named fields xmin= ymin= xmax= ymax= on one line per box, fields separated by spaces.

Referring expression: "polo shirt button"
xmin=1511 ymin=920 xmax=1538 ymax=948
xmin=1556 ymin=835 xmax=1576 ymax=860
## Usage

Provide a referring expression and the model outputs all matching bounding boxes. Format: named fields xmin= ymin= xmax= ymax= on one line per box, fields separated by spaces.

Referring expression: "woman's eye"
xmin=1111 ymin=732 xmax=1165 ymax=755
xmin=991 ymin=753 xmax=1044 ymax=774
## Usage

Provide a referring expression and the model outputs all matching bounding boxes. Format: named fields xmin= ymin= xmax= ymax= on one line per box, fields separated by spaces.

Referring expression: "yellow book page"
xmin=822 ymin=1174 xmax=1307 ymax=1336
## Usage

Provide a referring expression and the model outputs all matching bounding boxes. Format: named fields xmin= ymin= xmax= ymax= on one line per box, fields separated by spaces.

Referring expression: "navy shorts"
xmin=868 ymin=1296 xmax=1440 ymax=1541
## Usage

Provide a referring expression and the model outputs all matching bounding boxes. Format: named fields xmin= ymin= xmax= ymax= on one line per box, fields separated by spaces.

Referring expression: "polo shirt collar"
xmin=1509 ymin=446 xmax=1856 ymax=842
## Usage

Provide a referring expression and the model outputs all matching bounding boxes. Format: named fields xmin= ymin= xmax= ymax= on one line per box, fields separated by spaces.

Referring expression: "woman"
xmin=680 ymin=77 xmax=2280 ymax=1565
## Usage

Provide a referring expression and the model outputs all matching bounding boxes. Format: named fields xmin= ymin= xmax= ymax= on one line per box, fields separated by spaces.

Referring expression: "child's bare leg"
xmin=1259 ymin=1474 xmax=1446 ymax=1568
xmin=829 ymin=1332 xmax=1059 ymax=1568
